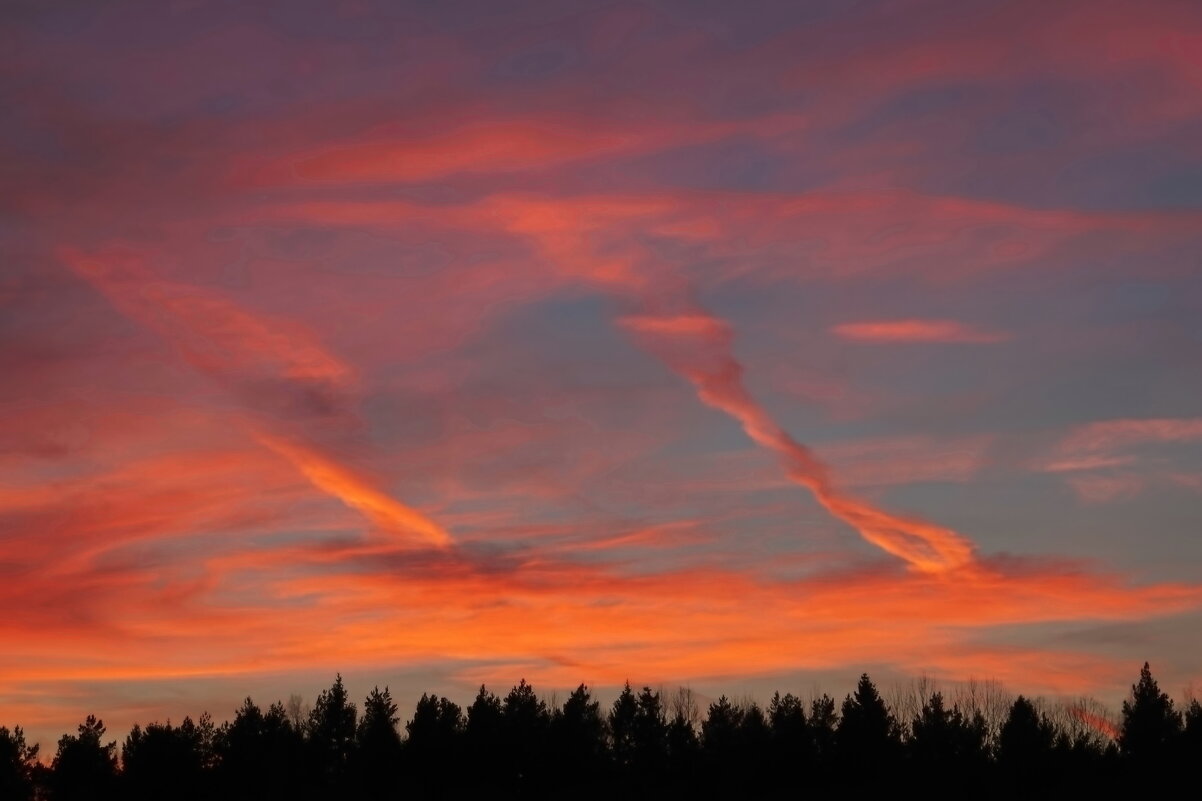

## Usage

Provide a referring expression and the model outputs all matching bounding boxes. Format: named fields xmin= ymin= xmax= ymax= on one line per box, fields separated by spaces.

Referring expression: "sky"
xmin=3 ymin=0 xmax=1202 ymax=747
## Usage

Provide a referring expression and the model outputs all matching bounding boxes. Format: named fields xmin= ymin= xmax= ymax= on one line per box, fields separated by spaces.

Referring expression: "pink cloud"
xmin=1057 ymin=418 xmax=1202 ymax=455
xmin=1065 ymin=473 xmax=1146 ymax=505
xmin=1038 ymin=418 xmax=1202 ymax=503
xmin=831 ymin=319 xmax=1011 ymax=344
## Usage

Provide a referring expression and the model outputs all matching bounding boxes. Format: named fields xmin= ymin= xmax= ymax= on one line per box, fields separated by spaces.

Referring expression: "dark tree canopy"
xmin=6 ymin=663 xmax=1197 ymax=800
xmin=122 ymin=715 xmax=214 ymax=801
xmin=836 ymin=673 xmax=900 ymax=779
xmin=557 ymin=683 xmax=605 ymax=760
xmin=1183 ymin=698 xmax=1202 ymax=756
xmin=1119 ymin=662 xmax=1181 ymax=761
xmin=909 ymin=690 xmax=988 ymax=783
xmin=307 ymin=673 xmax=358 ymax=790
xmin=215 ymin=697 xmax=303 ymax=801
xmin=356 ymin=687 xmax=403 ymax=800
xmin=0 ymin=725 xmax=39 ymax=801
xmin=51 ymin=715 xmax=119 ymax=801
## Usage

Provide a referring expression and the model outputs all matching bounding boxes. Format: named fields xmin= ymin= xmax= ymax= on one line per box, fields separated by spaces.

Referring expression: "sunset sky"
xmin=3 ymin=0 xmax=1202 ymax=747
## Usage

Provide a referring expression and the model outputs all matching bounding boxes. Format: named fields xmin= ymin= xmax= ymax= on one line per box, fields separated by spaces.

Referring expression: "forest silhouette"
xmin=2 ymin=663 xmax=1199 ymax=800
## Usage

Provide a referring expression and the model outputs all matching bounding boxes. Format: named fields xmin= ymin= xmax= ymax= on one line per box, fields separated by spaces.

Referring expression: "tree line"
xmin=1 ymin=662 xmax=1199 ymax=800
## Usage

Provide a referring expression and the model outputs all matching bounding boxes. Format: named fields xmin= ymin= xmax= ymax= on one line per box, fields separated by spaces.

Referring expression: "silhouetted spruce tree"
xmin=1119 ymin=662 xmax=1181 ymax=763
xmin=121 ymin=715 xmax=214 ymax=801
xmin=501 ymin=679 xmax=550 ymax=794
xmin=997 ymin=695 xmax=1055 ymax=788
xmin=767 ymin=692 xmax=811 ymax=771
xmin=836 ymin=674 xmax=900 ymax=784
xmin=1183 ymin=699 xmax=1202 ymax=759
xmin=630 ymin=686 xmax=668 ymax=788
xmin=355 ymin=686 xmax=402 ymax=800
xmin=215 ymin=698 xmax=304 ymax=801
xmin=307 ymin=674 xmax=357 ymax=794
xmin=0 ymin=725 xmax=39 ymax=801
xmin=907 ymin=691 xmax=987 ymax=791
xmin=405 ymin=692 xmax=463 ymax=799
xmin=1050 ymin=724 xmax=1111 ymax=797
xmin=464 ymin=685 xmax=503 ymax=791
xmin=664 ymin=703 xmax=700 ymax=796
xmin=552 ymin=684 xmax=606 ymax=794
xmin=739 ymin=702 xmax=772 ymax=795
xmin=700 ymin=695 xmax=743 ymax=792
xmin=49 ymin=715 xmax=118 ymax=801
xmin=608 ymin=682 xmax=639 ymax=771
xmin=701 ymin=695 xmax=743 ymax=755
xmin=807 ymin=687 xmax=836 ymax=769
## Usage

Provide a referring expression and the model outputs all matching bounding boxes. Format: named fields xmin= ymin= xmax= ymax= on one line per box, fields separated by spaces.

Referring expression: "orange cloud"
xmin=339 ymin=194 xmax=1002 ymax=572
xmin=831 ymin=319 xmax=1010 ymax=344
xmin=256 ymin=434 xmax=452 ymax=548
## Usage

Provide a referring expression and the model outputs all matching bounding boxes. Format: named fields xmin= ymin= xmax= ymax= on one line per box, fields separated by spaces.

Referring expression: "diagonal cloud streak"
xmin=620 ymin=313 xmax=977 ymax=572
xmin=59 ymin=246 xmax=453 ymax=549
xmin=255 ymin=433 xmax=452 ymax=548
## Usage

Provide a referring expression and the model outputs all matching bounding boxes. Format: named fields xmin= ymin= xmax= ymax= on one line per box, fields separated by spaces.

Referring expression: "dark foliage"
xmin=836 ymin=673 xmax=901 ymax=785
xmin=4 ymin=662 xmax=1196 ymax=799
xmin=49 ymin=715 xmax=118 ymax=801
xmin=1119 ymin=662 xmax=1181 ymax=760
xmin=214 ymin=698 xmax=304 ymax=801
xmin=307 ymin=673 xmax=357 ymax=792
xmin=356 ymin=686 xmax=403 ymax=800
xmin=0 ymin=725 xmax=39 ymax=801
xmin=122 ymin=715 xmax=215 ymax=801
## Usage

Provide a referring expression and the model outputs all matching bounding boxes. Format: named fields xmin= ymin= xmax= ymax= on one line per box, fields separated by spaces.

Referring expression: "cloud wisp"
xmin=831 ymin=319 xmax=1011 ymax=344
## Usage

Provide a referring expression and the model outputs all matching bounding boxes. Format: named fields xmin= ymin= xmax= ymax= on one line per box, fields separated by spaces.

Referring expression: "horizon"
xmin=3 ymin=0 xmax=1202 ymax=758
xmin=3 ymin=664 xmax=1165 ymax=760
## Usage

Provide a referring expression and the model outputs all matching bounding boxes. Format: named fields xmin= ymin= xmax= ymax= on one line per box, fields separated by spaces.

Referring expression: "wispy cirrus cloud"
xmin=831 ymin=319 xmax=1011 ymax=344
xmin=57 ymin=246 xmax=454 ymax=549
xmin=1035 ymin=417 xmax=1202 ymax=503
xmin=5 ymin=0 xmax=1202 ymax=752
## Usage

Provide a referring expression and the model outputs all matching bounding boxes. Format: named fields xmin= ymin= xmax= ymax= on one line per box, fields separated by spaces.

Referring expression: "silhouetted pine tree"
xmin=608 ymin=682 xmax=639 ymax=772
xmin=501 ymin=679 xmax=550 ymax=794
xmin=404 ymin=691 xmax=462 ymax=799
xmin=0 ymin=725 xmax=39 ymax=801
xmin=463 ymin=684 xmax=503 ymax=792
xmin=1119 ymin=662 xmax=1181 ymax=761
xmin=355 ymin=686 xmax=402 ymax=800
xmin=215 ymin=698 xmax=304 ymax=801
xmin=767 ymin=691 xmax=811 ymax=772
xmin=836 ymin=674 xmax=900 ymax=785
xmin=808 ymin=693 xmax=838 ymax=778
xmin=739 ymin=702 xmax=772 ymax=795
xmin=49 ymin=715 xmax=118 ymax=801
xmin=307 ymin=674 xmax=357 ymax=794
xmin=997 ymin=695 xmax=1055 ymax=790
xmin=907 ymin=691 xmax=987 ymax=793
xmin=664 ymin=701 xmax=700 ymax=796
xmin=1183 ymin=698 xmax=1202 ymax=758
xmin=551 ymin=684 xmax=606 ymax=796
xmin=121 ymin=715 xmax=214 ymax=801
xmin=700 ymin=695 xmax=743 ymax=793
xmin=630 ymin=686 xmax=668 ymax=789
